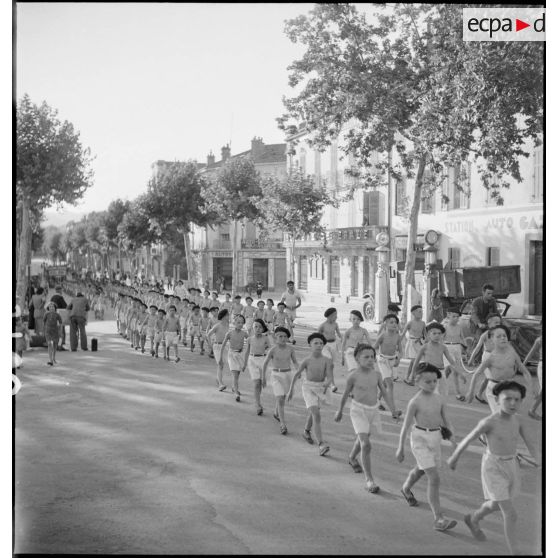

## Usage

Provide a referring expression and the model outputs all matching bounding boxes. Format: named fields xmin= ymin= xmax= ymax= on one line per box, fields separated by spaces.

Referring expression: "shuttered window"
xmin=363 ymin=191 xmax=381 ymax=226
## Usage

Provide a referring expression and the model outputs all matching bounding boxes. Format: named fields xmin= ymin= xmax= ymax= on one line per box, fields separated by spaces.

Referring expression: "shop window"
xmin=486 ymin=247 xmax=500 ymax=267
xmin=448 ymin=247 xmax=461 ymax=269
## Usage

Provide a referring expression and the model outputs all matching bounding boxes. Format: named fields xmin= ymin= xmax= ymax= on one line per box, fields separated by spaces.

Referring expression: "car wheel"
xmin=363 ymin=300 xmax=374 ymax=321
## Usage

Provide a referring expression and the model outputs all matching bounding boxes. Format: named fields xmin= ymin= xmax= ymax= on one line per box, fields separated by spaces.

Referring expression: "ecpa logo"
xmin=463 ymin=8 xmax=545 ymax=42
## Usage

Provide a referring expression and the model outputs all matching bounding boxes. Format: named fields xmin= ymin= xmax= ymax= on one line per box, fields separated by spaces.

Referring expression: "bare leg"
xmin=402 ymin=465 xmax=425 ymax=493
xmin=498 ymin=500 xmax=519 ymax=555
xmin=405 ymin=359 xmax=415 ymax=381
xmin=471 ymin=499 xmax=499 ymax=523
xmin=52 ymin=342 xmax=57 ymax=364
xmin=253 ymin=379 xmax=262 ymax=409
xmin=277 ymin=395 xmax=287 ymax=427
xmin=216 ymin=361 xmax=225 ymax=387
xmin=423 ymin=467 xmax=442 ymax=520
xmin=232 ymin=370 xmax=240 ymax=394
xmin=349 ymin=436 xmax=361 ymax=463
xmin=304 ymin=410 xmax=313 ymax=432
xmin=358 ymin=433 xmax=374 ymax=483
xmin=477 ymin=377 xmax=489 ymax=399
xmin=309 ymin=406 xmax=323 ymax=444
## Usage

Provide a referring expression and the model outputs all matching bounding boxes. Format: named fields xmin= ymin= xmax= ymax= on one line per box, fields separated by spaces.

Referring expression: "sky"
xmin=15 ymin=2 xmax=315 ymax=216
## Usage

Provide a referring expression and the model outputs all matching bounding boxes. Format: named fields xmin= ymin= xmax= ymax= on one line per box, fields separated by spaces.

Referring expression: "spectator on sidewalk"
xmin=67 ymin=291 xmax=90 ymax=351
xmin=50 ymin=285 xmax=68 ymax=350
xmin=30 ymin=287 xmax=46 ymax=335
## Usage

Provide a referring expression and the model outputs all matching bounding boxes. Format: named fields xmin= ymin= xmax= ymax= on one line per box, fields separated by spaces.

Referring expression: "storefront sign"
xmin=208 ymin=251 xmax=232 ymax=258
xmin=445 ymin=214 xmax=542 ymax=234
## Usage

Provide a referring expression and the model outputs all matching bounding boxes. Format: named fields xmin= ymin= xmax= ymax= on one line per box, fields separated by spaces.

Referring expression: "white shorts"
xmin=227 ymin=350 xmax=244 ymax=372
xmin=443 ymin=343 xmax=463 ymax=368
xmin=285 ymin=308 xmax=296 ymax=321
xmin=270 ymin=370 xmax=292 ymax=397
xmin=179 ymin=316 xmax=187 ymax=329
xmin=376 ymin=354 xmax=398 ymax=380
xmin=405 ymin=337 xmax=422 ymax=359
xmin=481 ymin=451 xmax=520 ymax=501
xmin=410 ymin=426 xmax=442 ymax=470
xmin=349 ymin=399 xmax=381 ymax=435
xmin=146 ymin=327 xmax=155 ymax=339
xmin=322 ymin=341 xmax=338 ymax=363
xmin=213 ymin=342 xmax=224 ymax=363
xmin=345 ymin=347 xmax=357 ymax=371
xmin=164 ymin=332 xmax=179 ymax=346
xmin=247 ymin=355 xmax=266 ymax=381
xmin=301 ymin=381 xmax=330 ymax=408
xmin=189 ymin=325 xmax=201 ymax=337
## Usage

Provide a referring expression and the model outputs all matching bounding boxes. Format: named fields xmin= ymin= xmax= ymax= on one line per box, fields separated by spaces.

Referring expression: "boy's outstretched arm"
xmin=287 ymin=359 xmax=306 ymax=401
xmin=378 ymin=378 xmax=398 ymax=419
xmin=447 ymin=418 xmax=489 ymax=469
xmin=262 ymin=348 xmax=274 ymax=387
xmin=468 ymin=332 xmax=486 ymax=365
xmin=513 ymin=351 xmax=533 ymax=392
xmin=290 ymin=345 xmax=298 ymax=369
xmin=466 ymin=360 xmax=490 ymax=402
xmin=396 ymin=400 xmax=417 ymax=462
xmin=523 ymin=337 xmax=541 ymax=365
xmin=334 ymin=374 xmax=355 ymax=422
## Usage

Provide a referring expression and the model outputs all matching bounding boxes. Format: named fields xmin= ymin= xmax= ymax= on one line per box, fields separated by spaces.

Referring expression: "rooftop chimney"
xmin=221 ymin=144 xmax=231 ymax=161
xmin=207 ymin=151 xmax=215 ymax=166
xmin=251 ymin=136 xmax=265 ymax=159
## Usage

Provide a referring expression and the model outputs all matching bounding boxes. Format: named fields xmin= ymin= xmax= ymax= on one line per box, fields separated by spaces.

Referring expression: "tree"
xmin=142 ymin=161 xmax=215 ymax=286
xmin=254 ymin=169 xmax=336 ymax=280
xmin=16 ymin=94 xmax=94 ymax=299
xmin=103 ymin=198 xmax=131 ymax=272
xmin=279 ymin=3 xmax=543 ymax=321
xmin=201 ymin=158 xmax=263 ymax=292
xmin=42 ymin=225 xmax=64 ymax=264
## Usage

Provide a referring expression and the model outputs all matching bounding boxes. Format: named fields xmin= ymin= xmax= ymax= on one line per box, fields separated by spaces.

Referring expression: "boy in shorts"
xmin=373 ymin=313 xmax=403 ymax=415
xmin=402 ymin=305 xmax=426 ymax=385
xmin=443 ymin=308 xmax=469 ymax=401
xmin=243 ymin=296 xmax=256 ymax=333
xmin=220 ymin=293 xmax=233 ymax=313
xmin=163 ymin=305 xmax=181 ymax=362
xmin=523 ymin=333 xmax=542 ymax=420
xmin=187 ymin=305 xmax=204 ymax=354
xmin=221 ymin=314 xmax=249 ymax=401
xmin=153 ymin=308 xmax=166 ymax=359
xmin=318 ymin=308 xmax=342 ymax=392
xmin=254 ymin=299 xmax=266 ymax=322
xmin=231 ymin=295 xmax=244 ymax=322
xmin=207 ymin=306 xmax=219 ymax=358
xmin=410 ymin=322 xmax=461 ymax=398
xmin=263 ymin=299 xmax=276 ymax=332
xmin=273 ymin=302 xmax=295 ymax=342
xmin=396 ymin=363 xmax=458 ymax=532
xmin=335 ymin=344 xmax=398 ymax=493
xmin=341 ymin=310 xmax=371 ymax=372
xmin=142 ymin=304 xmax=158 ymax=356
xmin=242 ymin=318 xmax=271 ymax=415
xmin=287 ymin=332 xmax=333 ymax=456
xmin=262 ymin=327 xmax=298 ymax=435
xmin=207 ymin=309 xmax=230 ymax=391
xmin=448 ymin=380 xmax=540 ymax=554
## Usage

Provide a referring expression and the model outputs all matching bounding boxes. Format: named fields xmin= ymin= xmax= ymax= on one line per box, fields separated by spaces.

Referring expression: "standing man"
xmin=470 ymin=283 xmax=498 ymax=340
xmin=50 ymin=285 xmax=68 ymax=351
xmin=67 ymin=291 xmax=90 ymax=351
xmin=281 ymin=280 xmax=302 ymax=327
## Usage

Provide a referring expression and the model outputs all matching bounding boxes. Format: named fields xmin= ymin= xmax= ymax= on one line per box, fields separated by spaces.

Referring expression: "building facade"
xmin=287 ymin=125 xmax=543 ymax=318
xmin=285 ymin=124 xmax=389 ymax=300
xmin=191 ymin=138 xmax=288 ymax=292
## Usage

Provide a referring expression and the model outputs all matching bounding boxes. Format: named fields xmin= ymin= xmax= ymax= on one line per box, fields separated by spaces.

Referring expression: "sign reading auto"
xmin=463 ymin=8 xmax=545 ymax=41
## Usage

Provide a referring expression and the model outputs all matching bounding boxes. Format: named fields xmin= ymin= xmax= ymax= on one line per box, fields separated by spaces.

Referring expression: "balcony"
xmin=241 ymin=238 xmax=284 ymax=250
xmin=287 ymin=226 xmax=388 ymax=249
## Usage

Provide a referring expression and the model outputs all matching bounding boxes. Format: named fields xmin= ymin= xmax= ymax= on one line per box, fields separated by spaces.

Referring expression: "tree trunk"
xmin=232 ymin=220 xmax=238 ymax=294
xmin=16 ymin=195 xmax=32 ymax=303
xmin=182 ymin=231 xmax=197 ymax=288
xmin=290 ymin=235 xmax=296 ymax=281
xmin=400 ymin=153 xmax=427 ymax=326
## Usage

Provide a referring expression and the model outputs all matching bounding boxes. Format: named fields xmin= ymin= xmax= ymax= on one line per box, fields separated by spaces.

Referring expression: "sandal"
xmin=349 ymin=459 xmax=363 ymax=473
xmin=401 ymin=488 xmax=418 ymax=506
xmin=256 ymin=406 xmax=263 ymax=416
xmin=302 ymin=430 xmax=314 ymax=444
xmin=273 ymin=412 xmax=280 ymax=422
xmin=456 ymin=395 xmax=466 ymax=401
xmin=434 ymin=517 xmax=457 ymax=532
xmin=319 ymin=442 xmax=330 ymax=456
xmin=365 ymin=480 xmax=380 ymax=494
xmin=218 ymin=384 xmax=227 ymax=392
xmin=280 ymin=425 xmax=288 ymax=435
xmin=464 ymin=514 xmax=487 ymax=541
xmin=475 ymin=395 xmax=488 ymax=405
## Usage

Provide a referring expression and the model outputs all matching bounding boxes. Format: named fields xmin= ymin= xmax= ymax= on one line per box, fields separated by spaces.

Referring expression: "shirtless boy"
xmin=402 ymin=305 xmax=426 ymax=385
xmin=318 ymin=307 xmax=342 ymax=392
xmin=287 ymin=332 xmax=333 ymax=456
xmin=262 ymin=327 xmax=298 ymax=435
xmin=163 ymin=305 xmax=181 ymax=362
xmin=443 ymin=308 xmax=469 ymax=401
xmin=242 ymin=319 xmax=271 ymax=415
xmin=335 ymin=344 xmax=398 ymax=493
xmin=207 ymin=309 xmax=230 ymax=391
xmin=273 ymin=302 xmax=295 ymax=343
xmin=396 ymin=363 xmax=458 ymax=532
xmin=448 ymin=380 xmax=540 ymax=554
xmin=341 ymin=310 xmax=371 ymax=372
xmin=410 ymin=323 xmax=461 ymax=398
xmin=466 ymin=325 xmax=532 ymax=413
xmin=221 ymin=314 xmax=249 ymax=402
xmin=373 ymin=313 xmax=403 ymax=415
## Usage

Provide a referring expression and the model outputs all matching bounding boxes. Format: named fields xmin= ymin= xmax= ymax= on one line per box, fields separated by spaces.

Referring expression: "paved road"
xmin=14 ymin=316 xmax=542 ymax=555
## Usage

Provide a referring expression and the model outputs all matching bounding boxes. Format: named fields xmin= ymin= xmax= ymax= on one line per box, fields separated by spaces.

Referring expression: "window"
xmin=314 ymin=150 xmax=322 ymax=187
xmin=298 ymin=256 xmax=308 ymax=289
xmin=395 ymin=178 xmax=407 ymax=216
xmin=485 ymin=174 xmax=499 ymax=206
xmin=220 ymin=233 xmax=230 ymax=241
xmin=486 ymin=247 xmax=500 ymax=267
xmin=299 ymin=148 xmax=307 ymax=176
xmin=444 ymin=163 xmax=471 ymax=210
xmin=362 ymin=191 xmax=381 ymax=226
xmin=420 ymin=169 xmax=435 ymax=214
xmin=448 ymin=247 xmax=461 ymax=269
xmin=329 ymin=256 xmax=340 ymax=294
xmin=533 ymin=145 xmax=543 ymax=202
